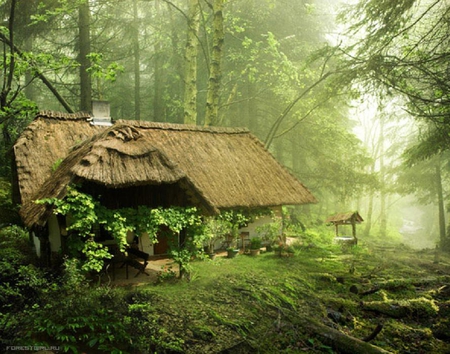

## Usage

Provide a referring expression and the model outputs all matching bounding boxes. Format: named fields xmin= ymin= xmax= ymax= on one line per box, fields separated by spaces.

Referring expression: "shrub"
xmin=125 ymin=290 xmax=186 ymax=352
xmin=250 ymin=237 xmax=262 ymax=250
xmin=0 ymin=226 xmax=47 ymax=347
xmin=297 ymin=226 xmax=335 ymax=248
xmin=18 ymin=259 xmax=129 ymax=353
xmin=256 ymin=219 xmax=282 ymax=246
xmin=0 ymin=178 xmax=20 ymax=224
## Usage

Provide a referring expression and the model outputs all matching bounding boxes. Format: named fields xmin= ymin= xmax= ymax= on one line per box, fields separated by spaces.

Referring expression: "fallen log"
xmin=263 ymin=301 xmax=392 ymax=353
xmin=309 ymin=320 xmax=392 ymax=354
xmin=358 ymin=276 xmax=450 ymax=297
xmin=361 ymin=297 xmax=439 ymax=318
xmin=359 ymin=286 xmax=381 ymax=297
xmin=363 ymin=323 xmax=384 ymax=342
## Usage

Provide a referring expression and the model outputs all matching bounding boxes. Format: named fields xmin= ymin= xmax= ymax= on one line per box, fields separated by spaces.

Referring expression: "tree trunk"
xmin=0 ymin=0 xmax=16 ymax=111
xmin=78 ymin=0 xmax=92 ymax=112
xmin=204 ymin=0 xmax=224 ymax=126
xmin=379 ymin=114 xmax=387 ymax=237
xmin=183 ymin=0 xmax=200 ymax=125
xmin=435 ymin=157 xmax=446 ymax=247
xmin=364 ymin=192 xmax=373 ymax=237
xmin=153 ymin=0 xmax=164 ymax=121
xmin=133 ymin=0 xmax=141 ymax=120
xmin=23 ymin=3 xmax=35 ymax=101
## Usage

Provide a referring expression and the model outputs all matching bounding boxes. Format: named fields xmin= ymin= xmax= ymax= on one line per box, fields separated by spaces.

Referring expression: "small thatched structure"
xmin=325 ymin=211 xmax=364 ymax=243
xmin=14 ymin=112 xmax=317 ymax=229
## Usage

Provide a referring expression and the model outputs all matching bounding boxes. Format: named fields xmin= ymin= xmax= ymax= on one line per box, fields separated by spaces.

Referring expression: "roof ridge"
xmin=37 ymin=110 xmax=91 ymax=120
xmin=116 ymin=120 xmax=250 ymax=134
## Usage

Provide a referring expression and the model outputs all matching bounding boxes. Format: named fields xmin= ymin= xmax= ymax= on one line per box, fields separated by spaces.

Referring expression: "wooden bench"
xmin=122 ymin=247 xmax=150 ymax=278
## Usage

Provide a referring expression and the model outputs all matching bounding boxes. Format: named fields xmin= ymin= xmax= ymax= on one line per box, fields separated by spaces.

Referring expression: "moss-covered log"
xmin=362 ymin=297 xmax=439 ymax=318
xmin=310 ymin=320 xmax=392 ymax=354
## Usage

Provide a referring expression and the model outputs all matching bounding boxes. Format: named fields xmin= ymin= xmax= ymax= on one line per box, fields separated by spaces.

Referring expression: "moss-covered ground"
xmin=124 ymin=240 xmax=450 ymax=353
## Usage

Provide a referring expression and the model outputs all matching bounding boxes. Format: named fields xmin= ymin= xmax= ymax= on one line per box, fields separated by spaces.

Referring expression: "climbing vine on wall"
xmin=38 ymin=186 xmax=203 ymax=272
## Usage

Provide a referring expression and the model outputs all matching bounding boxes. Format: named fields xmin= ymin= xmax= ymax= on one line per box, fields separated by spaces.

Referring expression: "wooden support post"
xmin=352 ymin=221 xmax=357 ymax=244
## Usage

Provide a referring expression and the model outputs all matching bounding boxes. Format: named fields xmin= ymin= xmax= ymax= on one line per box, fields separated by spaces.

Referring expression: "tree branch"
xmin=0 ymin=32 xmax=74 ymax=113
xmin=264 ymin=70 xmax=335 ymax=149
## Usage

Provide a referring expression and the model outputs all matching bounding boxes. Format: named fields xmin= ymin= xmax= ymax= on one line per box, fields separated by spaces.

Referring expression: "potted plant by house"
xmin=219 ymin=211 xmax=244 ymax=258
xmin=226 ymin=246 xmax=239 ymax=258
xmin=249 ymin=237 xmax=262 ymax=256
xmin=256 ymin=219 xmax=282 ymax=252
xmin=204 ymin=217 xmax=228 ymax=259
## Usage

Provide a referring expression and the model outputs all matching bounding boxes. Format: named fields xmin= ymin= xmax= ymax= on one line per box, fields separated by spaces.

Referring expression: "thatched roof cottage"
xmin=12 ymin=111 xmax=316 ymax=261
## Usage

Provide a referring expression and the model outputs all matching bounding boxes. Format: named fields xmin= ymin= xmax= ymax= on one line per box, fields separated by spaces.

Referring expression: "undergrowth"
xmin=2 ymin=225 xmax=450 ymax=353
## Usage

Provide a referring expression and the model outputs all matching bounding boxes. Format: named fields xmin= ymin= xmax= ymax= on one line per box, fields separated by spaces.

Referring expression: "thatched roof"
xmin=12 ymin=111 xmax=104 ymax=204
xmin=14 ymin=112 xmax=317 ymax=227
xmin=325 ymin=211 xmax=364 ymax=225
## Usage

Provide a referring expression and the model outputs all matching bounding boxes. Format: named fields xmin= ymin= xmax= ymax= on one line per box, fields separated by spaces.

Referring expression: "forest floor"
xmin=115 ymin=240 xmax=450 ymax=354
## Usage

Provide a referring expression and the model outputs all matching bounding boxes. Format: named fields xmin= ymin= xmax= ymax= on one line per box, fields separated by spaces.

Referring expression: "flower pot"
xmin=250 ymin=248 xmax=260 ymax=256
xmin=227 ymin=249 xmax=239 ymax=258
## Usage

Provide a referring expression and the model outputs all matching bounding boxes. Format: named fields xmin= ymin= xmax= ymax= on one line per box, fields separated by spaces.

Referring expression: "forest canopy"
xmin=0 ymin=0 xmax=448 ymax=248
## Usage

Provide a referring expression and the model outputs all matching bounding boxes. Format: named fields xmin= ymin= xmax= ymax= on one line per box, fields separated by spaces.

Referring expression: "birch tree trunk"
xmin=153 ymin=0 xmax=164 ymax=121
xmin=204 ymin=0 xmax=224 ymax=126
xmin=132 ymin=0 xmax=141 ymax=120
xmin=379 ymin=114 xmax=387 ymax=237
xmin=435 ymin=157 xmax=446 ymax=247
xmin=183 ymin=0 xmax=200 ymax=125
xmin=78 ymin=0 xmax=92 ymax=112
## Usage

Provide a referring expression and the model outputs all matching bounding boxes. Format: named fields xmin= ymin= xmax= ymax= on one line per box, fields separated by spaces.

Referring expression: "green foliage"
xmin=18 ymin=259 xmax=130 ymax=353
xmin=38 ymin=186 xmax=204 ymax=272
xmin=169 ymin=247 xmax=193 ymax=280
xmin=0 ymin=226 xmax=44 ymax=346
xmin=0 ymin=178 xmax=19 ymax=224
xmin=3 ymin=226 xmax=450 ymax=353
xmin=87 ymin=52 xmax=124 ymax=98
xmin=124 ymin=296 xmax=185 ymax=353
xmin=250 ymin=237 xmax=262 ymax=250
xmin=156 ymin=265 xmax=177 ymax=283
xmin=2 ymin=245 xmax=182 ymax=353
xmin=256 ymin=217 xmax=282 ymax=246
xmin=203 ymin=217 xmax=230 ymax=252
xmin=340 ymin=0 xmax=450 ymax=160
xmin=81 ymin=239 xmax=112 ymax=272
xmin=296 ymin=226 xmax=335 ymax=248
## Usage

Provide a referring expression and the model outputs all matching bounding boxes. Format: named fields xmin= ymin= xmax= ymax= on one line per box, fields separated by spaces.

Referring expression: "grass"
xmin=128 ymin=241 xmax=450 ymax=353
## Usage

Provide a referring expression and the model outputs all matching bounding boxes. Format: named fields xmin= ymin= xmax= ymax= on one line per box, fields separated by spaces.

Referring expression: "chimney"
xmin=90 ymin=100 xmax=113 ymax=126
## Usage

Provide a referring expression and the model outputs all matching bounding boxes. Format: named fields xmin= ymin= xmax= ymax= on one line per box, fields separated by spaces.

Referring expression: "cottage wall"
xmin=31 ymin=231 xmax=41 ymax=257
xmin=48 ymin=214 xmax=61 ymax=252
xmin=238 ymin=206 xmax=283 ymax=240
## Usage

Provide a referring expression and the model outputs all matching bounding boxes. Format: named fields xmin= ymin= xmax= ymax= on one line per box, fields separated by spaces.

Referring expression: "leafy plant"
xmin=256 ymin=218 xmax=282 ymax=247
xmin=203 ymin=217 xmax=232 ymax=253
xmin=38 ymin=185 xmax=204 ymax=273
xmin=169 ymin=247 xmax=193 ymax=280
xmin=19 ymin=259 xmax=129 ymax=353
xmin=250 ymin=237 xmax=262 ymax=250
xmin=156 ymin=265 xmax=177 ymax=283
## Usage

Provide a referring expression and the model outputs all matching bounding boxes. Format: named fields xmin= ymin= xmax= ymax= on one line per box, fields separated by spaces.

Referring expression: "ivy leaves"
xmin=38 ymin=186 xmax=202 ymax=272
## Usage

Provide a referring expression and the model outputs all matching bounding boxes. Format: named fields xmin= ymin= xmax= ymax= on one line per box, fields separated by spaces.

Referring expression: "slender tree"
xmin=132 ymin=0 xmax=141 ymax=120
xmin=183 ymin=0 xmax=200 ymax=125
xmin=204 ymin=0 xmax=225 ymax=126
xmin=153 ymin=0 xmax=164 ymax=121
xmin=78 ymin=0 xmax=92 ymax=112
xmin=435 ymin=157 xmax=446 ymax=245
